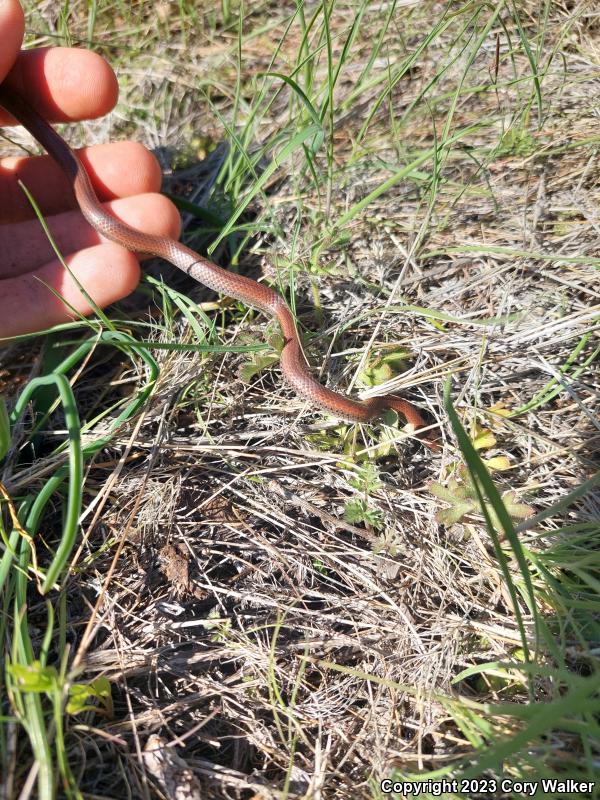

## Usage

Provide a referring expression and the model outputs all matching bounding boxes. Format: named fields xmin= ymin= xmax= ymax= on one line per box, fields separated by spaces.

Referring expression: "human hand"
xmin=0 ymin=0 xmax=180 ymax=338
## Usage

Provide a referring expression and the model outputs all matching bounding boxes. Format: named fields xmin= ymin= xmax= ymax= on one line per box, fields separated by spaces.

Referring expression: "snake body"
xmin=0 ymin=84 xmax=435 ymax=444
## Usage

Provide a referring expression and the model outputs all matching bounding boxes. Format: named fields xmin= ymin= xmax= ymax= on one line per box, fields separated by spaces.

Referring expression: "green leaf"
xmin=357 ymin=349 xmax=411 ymax=389
xmin=347 ymin=463 xmax=382 ymax=493
xmin=239 ymin=353 xmax=280 ymax=383
xmin=436 ymin=500 xmax=476 ymax=526
xmin=261 ymin=72 xmax=324 ymax=129
xmin=501 ymin=490 xmax=534 ymax=522
xmin=0 ymin=396 xmax=10 ymax=460
xmin=430 ymin=471 xmax=532 ymax=528
xmin=344 ymin=499 xmax=384 ymax=529
xmin=471 ymin=422 xmax=496 ymax=451
xmin=67 ymin=677 xmax=113 ymax=716
xmin=8 ymin=661 xmax=57 ymax=693
xmin=484 ymin=456 xmax=512 ymax=471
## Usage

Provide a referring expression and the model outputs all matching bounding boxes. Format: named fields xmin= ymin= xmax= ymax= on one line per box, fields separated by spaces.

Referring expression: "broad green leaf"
xmin=8 ymin=661 xmax=57 ymax=693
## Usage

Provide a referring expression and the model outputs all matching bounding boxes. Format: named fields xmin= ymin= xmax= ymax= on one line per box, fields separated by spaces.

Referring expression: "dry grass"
xmin=1 ymin=1 xmax=599 ymax=798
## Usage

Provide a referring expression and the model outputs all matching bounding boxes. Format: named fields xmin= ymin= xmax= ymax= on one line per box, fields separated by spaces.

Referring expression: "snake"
xmin=0 ymin=83 xmax=437 ymax=448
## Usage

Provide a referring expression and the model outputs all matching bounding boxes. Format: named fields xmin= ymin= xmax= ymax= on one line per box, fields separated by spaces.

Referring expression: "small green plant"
xmin=430 ymin=464 xmax=533 ymax=528
xmin=344 ymin=464 xmax=384 ymax=530
xmin=66 ymin=678 xmax=113 ymax=717
xmin=312 ymin=557 xmax=328 ymax=574
xmin=347 ymin=463 xmax=382 ymax=494
xmin=8 ymin=663 xmax=113 ymax=718
xmin=206 ymin=608 xmax=232 ymax=643
xmin=238 ymin=332 xmax=283 ymax=382
xmin=496 ymin=125 xmax=537 ymax=157
xmin=344 ymin=498 xmax=384 ymax=530
xmin=357 ymin=348 xmax=412 ymax=389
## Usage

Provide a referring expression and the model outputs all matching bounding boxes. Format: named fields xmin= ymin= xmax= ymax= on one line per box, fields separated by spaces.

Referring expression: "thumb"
xmin=0 ymin=0 xmax=25 ymax=84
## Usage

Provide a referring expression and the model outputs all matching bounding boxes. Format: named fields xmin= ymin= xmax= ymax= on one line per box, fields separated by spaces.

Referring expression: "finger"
xmin=0 ymin=46 xmax=118 ymax=124
xmin=0 ymin=242 xmax=141 ymax=338
xmin=0 ymin=0 xmax=24 ymax=83
xmin=0 ymin=141 xmax=163 ymax=222
xmin=1 ymin=192 xmax=181 ymax=277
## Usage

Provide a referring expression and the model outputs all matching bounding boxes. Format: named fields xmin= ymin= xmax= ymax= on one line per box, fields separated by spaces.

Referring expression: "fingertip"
xmin=0 ymin=141 xmax=168 ymax=222
xmin=121 ymin=142 xmax=163 ymax=194
xmin=155 ymin=193 xmax=182 ymax=241
xmin=0 ymin=243 xmax=141 ymax=337
xmin=82 ymin=141 xmax=164 ymax=198
xmin=109 ymin=192 xmax=182 ymax=242
xmin=43 ymin=47 xmax=119 ymax=119
xmin=53 ymin=243 xmax=142 ymax=320
xmin=68 ymin=242 xmax=141 ymax=303
xmin=5 ymin=47 xmax=119 ymax=121
xmin=0 ymin=1 xmax=24 ymax=82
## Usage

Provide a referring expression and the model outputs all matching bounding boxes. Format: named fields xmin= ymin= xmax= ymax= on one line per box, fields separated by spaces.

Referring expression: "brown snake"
xmin=0 ymin=84 xmax=437 ymax=447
